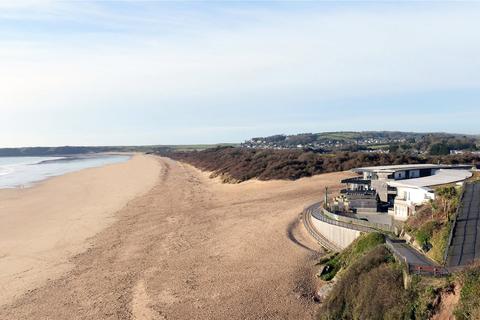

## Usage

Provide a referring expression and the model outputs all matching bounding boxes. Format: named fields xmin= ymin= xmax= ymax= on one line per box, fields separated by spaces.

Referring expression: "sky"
xmin=1 ymin=1 xmax=480 ymax=147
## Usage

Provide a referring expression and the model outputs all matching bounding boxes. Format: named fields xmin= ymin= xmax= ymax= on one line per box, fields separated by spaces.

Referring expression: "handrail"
xmin=302 ymin=208 xmax=341 ymax=252
xmin=308 ymin=204 xmax=375 ymax=233
xmin=319 ymin=205 xmax=395 ymax=233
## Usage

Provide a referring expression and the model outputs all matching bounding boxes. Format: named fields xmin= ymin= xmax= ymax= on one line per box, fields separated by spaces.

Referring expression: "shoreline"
xmin=0 ymin=154 xmax=161 ymax=306
xmin=0 ymin=153 xmax=133 ymax=190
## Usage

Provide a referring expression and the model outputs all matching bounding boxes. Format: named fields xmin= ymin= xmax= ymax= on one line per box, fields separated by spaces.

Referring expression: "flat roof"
xmin=354 ymin=164 xmax=472 ymax=173
xmin=388 ymin=169 xmax=472 ymax=189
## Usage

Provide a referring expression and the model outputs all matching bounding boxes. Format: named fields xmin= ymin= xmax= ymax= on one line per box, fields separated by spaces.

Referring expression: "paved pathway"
xmin=386 ymin=239 xmax=449 ymax=276
xmin=389 ymin=241 xmax=435 ymax=266
xmin=446 ymin=182 xmax=480 ymax=267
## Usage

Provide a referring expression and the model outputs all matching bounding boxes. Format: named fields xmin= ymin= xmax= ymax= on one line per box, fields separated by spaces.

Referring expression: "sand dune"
xmin=0 ymin=156 xmax=353 ymax=319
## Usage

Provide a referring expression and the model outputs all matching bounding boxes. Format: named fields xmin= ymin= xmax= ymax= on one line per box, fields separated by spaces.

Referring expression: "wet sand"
xmin=0 ymin=156 xmax=352 ymax=319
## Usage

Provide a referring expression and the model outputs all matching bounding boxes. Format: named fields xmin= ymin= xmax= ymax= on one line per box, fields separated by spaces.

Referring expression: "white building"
xmin=387 ymin=169 xmax=473 ymax=221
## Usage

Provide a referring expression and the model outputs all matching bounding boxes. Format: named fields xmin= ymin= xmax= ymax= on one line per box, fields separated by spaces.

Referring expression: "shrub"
xmin=319 ymin=246 xmax=409 ymax=320
xmin=319 ymin=233 xmax=385 ymax=281
xmin=427 ymin=222 xmax=451 ymax=264
xmin=455 ymin=264 xmax=480 ymax=319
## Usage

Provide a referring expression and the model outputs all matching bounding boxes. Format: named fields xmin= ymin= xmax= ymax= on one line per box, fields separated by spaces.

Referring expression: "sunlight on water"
xmin=0 ymin=155 xmax=130 ymax=189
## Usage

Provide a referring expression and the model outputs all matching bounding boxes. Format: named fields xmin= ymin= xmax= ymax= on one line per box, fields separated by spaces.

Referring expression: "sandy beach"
xmin=0 ymin=155 xmax=161 ymax=307
xmin=0 ymin=156 xmax=353 ymax=319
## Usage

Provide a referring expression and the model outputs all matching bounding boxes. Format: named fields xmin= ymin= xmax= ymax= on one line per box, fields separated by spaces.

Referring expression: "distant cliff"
xmin=0 ymin=144 xmax=234 ymax=157
xmin=0 ymin=146 xmax=124 ymax=157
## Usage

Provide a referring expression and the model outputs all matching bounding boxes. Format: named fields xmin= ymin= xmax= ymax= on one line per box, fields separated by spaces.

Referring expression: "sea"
xmin=0 ymin=154 xmax=130 ymax=189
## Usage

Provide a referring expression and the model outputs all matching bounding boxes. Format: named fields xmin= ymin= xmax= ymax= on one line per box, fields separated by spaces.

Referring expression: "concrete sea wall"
xmin=310 ymin=216 xmax=361 ymax=249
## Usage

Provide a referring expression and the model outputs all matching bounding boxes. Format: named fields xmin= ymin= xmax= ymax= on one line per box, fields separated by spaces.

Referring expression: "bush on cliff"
xmin=319 ymin=232 xmax=385 ymax=281
xmin=455 ymin=263 xmax=480 ymax=319
xmin=319 ymin=246 xmax=409 ymax=320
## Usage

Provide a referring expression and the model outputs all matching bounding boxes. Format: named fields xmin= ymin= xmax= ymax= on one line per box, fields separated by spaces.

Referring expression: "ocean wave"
xmin=0 ymin=165 xmax=15 ymax=176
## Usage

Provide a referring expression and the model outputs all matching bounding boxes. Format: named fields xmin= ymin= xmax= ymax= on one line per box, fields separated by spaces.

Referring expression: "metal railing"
xmin=341 ymin=177 xmax=371 ymax=184
xmin=307 ymin=204 xmax=375 ymax=233
xmin=409 ymin=264 xmax=449 ymax=277
xmin=340 ymin=189 xmax=377 ymax=197
xmin=318 ymin=205 xmax=395 ymax=233
xmin=302 ymin=207 xmax=341 ymax=252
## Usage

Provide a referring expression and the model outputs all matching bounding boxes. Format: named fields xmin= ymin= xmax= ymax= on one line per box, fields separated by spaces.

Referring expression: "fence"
xmin=302 ymin=207 xmax=341 ymax=252
xmin=409 ymin=264 xmax=449 ymax=277
xmin=306 ymin=203 xmax=375 ymax=233
xmin=316 ymin=204 xmax=395 ymax=233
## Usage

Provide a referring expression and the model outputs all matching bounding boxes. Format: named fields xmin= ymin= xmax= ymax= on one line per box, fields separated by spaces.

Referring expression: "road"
xmin=446 ymin=182 xmax=480 ymax=268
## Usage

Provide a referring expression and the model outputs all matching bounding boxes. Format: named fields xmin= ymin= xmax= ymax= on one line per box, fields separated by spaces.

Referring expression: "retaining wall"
xmin=310 ymin=214 xmax=362 ymax=249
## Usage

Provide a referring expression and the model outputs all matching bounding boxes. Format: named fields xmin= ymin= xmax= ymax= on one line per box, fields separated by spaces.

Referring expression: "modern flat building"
xmin=338 ymin=164 xmax=473 ymax=220
xmin=388 ymin=169 xmax=472 ymax=220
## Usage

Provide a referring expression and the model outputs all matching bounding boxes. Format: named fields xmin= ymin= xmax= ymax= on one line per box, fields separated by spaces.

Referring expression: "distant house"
xmin=338 ymin=164 xmax=472 ymax=220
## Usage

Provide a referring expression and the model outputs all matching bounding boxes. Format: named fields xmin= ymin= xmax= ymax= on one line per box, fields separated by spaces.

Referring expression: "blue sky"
xmin=1 ymin=1 xmax=480 ymax=147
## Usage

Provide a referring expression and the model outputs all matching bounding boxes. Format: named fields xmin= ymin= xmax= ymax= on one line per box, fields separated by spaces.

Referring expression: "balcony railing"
xmin=341 ymin=177 xmax=371 ymax=185
xmin=340 ymin=189 xmax=376 ymax=197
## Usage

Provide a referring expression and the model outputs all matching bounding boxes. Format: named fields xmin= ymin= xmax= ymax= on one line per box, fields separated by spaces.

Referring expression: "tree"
xmin=430 ymin=143 xmax=450 ymax=155
xmin=436 ymin=186 xmax=458 ymax=220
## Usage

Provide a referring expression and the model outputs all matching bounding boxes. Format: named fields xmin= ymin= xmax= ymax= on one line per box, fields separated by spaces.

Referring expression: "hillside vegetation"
xmin=162 ymin=147 xmax=480 ymax=183
xmin=318 ymin=233 xmax=451 ymax=320
xmin=319 ymin=246 xmax=408 ymax=320
xmin=455 ymin=263 xmax=480 ymax=319
xmin=404 ymin=186 xmax=462 ymax=264
xmin=319 ymin=233 xmax=385 ymax=281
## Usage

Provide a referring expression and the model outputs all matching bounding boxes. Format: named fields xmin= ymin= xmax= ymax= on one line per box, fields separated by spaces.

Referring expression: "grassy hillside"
xmin=455 ymin=263 xmax=480 ymax=319
xmin=318 ymin=233 xmax=386 ymax=281
xmin=318 ymin=246 xmax=408 ymax=320
xmin=318 ymin=233 xmax=451 ymax=320
xmin=319 ymin=235 xmax=480 ymax=320
xmin=404 ymin=185 xmax=462 ymax=264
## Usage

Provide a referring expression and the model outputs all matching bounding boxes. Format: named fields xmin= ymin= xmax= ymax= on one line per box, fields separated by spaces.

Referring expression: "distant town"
xmin=241 ymin=131 xmax=480 ymax=156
